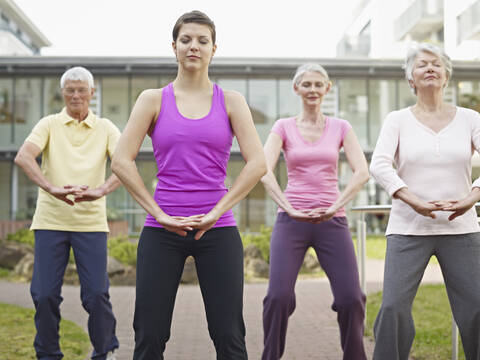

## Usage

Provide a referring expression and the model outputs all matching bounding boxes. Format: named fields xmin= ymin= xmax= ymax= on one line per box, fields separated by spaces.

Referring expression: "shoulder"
xmin=35 ymin=113 xmax=57 ymax=128
xmin=138 ymin=88 xmax=163 ymax=105
xmin=383 ymin=108 xmax=410 ymax=127
xmin=456 ymin=106 xmax=480 ymax=120
xmin=273 ymin=117 xmax=294 ymax=128
xmin=328 ymin=117 xmax=351 ymax=128
xmin=223 ymin=89 xmax=246 ymax=106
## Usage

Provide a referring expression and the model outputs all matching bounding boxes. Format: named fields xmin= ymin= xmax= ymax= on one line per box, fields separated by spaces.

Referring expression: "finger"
xmin=195 ymin=230 xmax=206 ymax=240
xmin=165 ymin=226 xmax=187 ymax=236
xmin=448 ymin=211 xmax=463 ymax=221
xmin=62 ymin=197 xmax=74 ymax=206
xmin=429 ymin=212 xmax=436 ymax=219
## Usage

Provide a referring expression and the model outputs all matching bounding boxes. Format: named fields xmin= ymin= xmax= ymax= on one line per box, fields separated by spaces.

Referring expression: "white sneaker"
xmin=106 ymin=351 xmax=117 ymax=360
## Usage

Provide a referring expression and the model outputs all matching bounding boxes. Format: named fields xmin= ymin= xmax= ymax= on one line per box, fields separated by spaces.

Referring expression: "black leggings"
xmin=133 ymin=226 xmax=248 ymax=360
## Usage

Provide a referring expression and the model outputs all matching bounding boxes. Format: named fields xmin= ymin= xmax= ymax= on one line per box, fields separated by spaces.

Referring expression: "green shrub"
xmin=108 ymin=235 xmax=137 ymax=266
xmin=241 ymin=226 xmax=272 ymax=262
xmin=5 ymin=229 xmax=34 ymax=247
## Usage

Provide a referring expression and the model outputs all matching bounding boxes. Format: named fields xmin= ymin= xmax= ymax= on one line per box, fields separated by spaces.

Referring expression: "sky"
xmin=14 ymin=0 xmax=358 ymax=58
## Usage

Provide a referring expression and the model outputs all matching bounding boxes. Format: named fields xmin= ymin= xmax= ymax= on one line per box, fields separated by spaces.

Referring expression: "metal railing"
xmin=351 ymin=204 xmax=463 ymax=360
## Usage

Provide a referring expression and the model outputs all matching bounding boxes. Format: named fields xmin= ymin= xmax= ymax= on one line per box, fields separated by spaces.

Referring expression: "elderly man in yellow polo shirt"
xmin=15 ymin=66 xmax=121 ymax=360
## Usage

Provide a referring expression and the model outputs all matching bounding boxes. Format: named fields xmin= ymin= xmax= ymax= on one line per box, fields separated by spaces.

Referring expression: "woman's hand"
xmin=192 ymin=212 xmax=220 ymax=240
xmin=303 ymin=207 xmax=336 ymax=223
xmin=434 ymin=197 xmax=477 ymax=221
xmin=286 ymin=208 xmax=316 ymax=222
xmin=409 ymin=200 xmax=443 ymax=218
xmin=156 ymin=213 xmax=203 ymax=237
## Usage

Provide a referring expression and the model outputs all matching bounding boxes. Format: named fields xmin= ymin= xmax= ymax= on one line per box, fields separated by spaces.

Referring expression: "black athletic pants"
xmin=133 ymin=226 xmax=248 ymax=360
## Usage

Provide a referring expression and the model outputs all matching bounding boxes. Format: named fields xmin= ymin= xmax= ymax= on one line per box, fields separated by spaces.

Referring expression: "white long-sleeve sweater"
xmin=370 ymin=106 xmax=480 ymax=235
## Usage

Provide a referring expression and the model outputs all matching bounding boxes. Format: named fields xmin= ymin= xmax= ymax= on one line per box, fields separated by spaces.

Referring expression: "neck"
xmin=415 ymin=89 xmax=444 ymax=112
xmin=174 ymin=67 xmax=211 ymax=91
xmin=66 ymin=108 xmax=89 ymax=122
xmin=299 ymin=104 xmax=324 ymax=124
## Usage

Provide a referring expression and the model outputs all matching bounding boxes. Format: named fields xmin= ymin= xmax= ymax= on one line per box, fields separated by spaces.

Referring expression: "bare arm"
xmin=14 ymin=142 xmax=80 ymax=205
xmin=260 ymin=132 xmax=313 ymax=221
xmin=111 ymin=89 xmax=201 ymax=236
xmin=193 ymin=91 xmax=267 ymax=239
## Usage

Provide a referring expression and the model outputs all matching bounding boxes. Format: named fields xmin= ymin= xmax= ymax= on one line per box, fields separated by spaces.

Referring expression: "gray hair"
xmin=404 ymin=42 xmax=452 ymax=94
xmin=60 ymin=66 xmax=94 ymax=89
xmin=293 ymin=63 xmax=330 ymax=86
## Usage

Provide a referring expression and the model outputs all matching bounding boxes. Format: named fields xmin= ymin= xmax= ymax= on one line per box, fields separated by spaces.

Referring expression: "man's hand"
xmin=47 ymin=185 xmax=88 ymax=206
xmin=74 ymin=187 xmax=105 ymax=203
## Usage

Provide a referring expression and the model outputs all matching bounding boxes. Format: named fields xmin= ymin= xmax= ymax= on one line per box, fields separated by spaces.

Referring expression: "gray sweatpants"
xmin=373 ymin=233 xmax=480 ymax=360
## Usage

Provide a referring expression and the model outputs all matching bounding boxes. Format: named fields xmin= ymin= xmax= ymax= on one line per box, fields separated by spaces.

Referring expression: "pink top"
xmin=370 ymin=106 xmax=480 ymax=235
xmin=272 ymin=116 xmax=352 ymax=216
xmin=144 ymin=82 xmax=236 ymax=228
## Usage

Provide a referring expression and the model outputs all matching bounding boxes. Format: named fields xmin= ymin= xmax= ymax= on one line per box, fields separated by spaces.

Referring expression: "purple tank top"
xmin=144 ymin=82 xmax=236 ymax=228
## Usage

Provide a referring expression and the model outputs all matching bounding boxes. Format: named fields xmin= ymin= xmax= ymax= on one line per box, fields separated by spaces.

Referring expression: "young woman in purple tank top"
xmin=261 ymin=64 xmax=369 ymax=360
xmin=111 ymin=11 xmax=266 ymax=360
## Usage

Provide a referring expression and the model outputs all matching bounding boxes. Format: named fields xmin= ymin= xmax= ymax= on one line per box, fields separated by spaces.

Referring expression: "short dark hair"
xmin=172 ymin=10 xmax=216 ymax=44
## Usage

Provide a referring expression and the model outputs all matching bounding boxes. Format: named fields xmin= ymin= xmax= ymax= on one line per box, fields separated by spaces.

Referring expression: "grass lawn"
xmin=366 ymin=284 xmax=465 ymax=360
xmin=0 ymin=302 xmax=90 ymax=360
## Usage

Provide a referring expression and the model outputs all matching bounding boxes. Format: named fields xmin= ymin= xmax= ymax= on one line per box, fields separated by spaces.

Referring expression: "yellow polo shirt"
xmin=26 ymin=108 xmax=121 ymax=232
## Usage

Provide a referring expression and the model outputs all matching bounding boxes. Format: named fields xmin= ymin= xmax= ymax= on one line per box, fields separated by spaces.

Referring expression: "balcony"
xmin=394 ymin=0 xmax=444 ymax=41
xmin=457 ymin=0 xmax=480 ymax=44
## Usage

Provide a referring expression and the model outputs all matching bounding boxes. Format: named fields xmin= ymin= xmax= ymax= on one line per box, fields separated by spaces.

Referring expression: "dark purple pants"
xmin=262 ymin=213 xmax=366 ymax=360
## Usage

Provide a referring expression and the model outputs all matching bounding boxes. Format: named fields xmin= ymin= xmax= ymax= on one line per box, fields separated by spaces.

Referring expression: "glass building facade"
xmin=1 ymin=57 xmax=479 ymax=234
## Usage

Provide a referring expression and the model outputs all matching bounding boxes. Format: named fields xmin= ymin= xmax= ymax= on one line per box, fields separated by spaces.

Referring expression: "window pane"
xmin=398 ymin=81 xmax=416 ymax=109
xmin=369 ymin=79 xmax=396 ymax=147
xmin=278 ymin=79 xmax=300 ymax=118
xmin=0 ymin=79 xmax=13 ymax=146
xmin=458 ymin=81 xmax=480 ymax=112
xmin=338 ymin=79 xmax=368 ymax=148
xmin=16 ymin=168 xmax=37 ymax=220
xmin=131 ymin=76 xmax=159 ymax=150
xmin=217 ymin=78 xmax=247 ymax=97
xmin=0 ymin=161 xmax=11 ymax=219
xmin=43 ymin=77 xmax=63 ymax=116
xmin=14 ymin=78 xmax=42 ymax=146
xmin=102 ymin=77 xmax=129 ymax=130
xmin=248 ymin=79 xmax=277 ymax=149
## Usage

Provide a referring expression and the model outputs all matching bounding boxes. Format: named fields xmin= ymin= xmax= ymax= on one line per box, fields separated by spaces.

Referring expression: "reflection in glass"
xmin=131 ymin=77 xmax=159 ymax=150
xmin=458 ymin=81 xmax=480 ymax=112
xmin=43 ymin=77 xmax=63 ymax=116
xmin=398 ymin=81 xmax=416 ymax=109
xmin=248 ymin=79 xmax=277 ymax=124
xmin=0 ymin=162 xmax=11 ymax=220
xmin=338 ymin=79 xmax=368 ymax=148
xmin=14 ymin=78 xmax=42 ymax=146
xmin=278 ymin=79 xmax=300 ymax=119
xmin=16 ymin=169 xmax=37 ymax=220
xmin=369 ymin=80 xmax=396 ymax=147
xmin=0 ymin=79 xmax=13 ymax=146
xmin=217 ymin=78 xmax=247 ymax=97
xmin=102 ymin=77 xmax=129 ymax=131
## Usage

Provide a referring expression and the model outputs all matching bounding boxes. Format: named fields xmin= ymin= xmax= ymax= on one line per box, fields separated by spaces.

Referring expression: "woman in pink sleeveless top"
xmin=261 ymin=64 xmax=369 ymax=360
xmin=111 ymin=11 xmax=266 ymax=359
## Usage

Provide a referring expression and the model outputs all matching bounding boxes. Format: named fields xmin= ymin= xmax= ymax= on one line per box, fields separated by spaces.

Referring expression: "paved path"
xmin=0 ymin=260 xmax=444 ymax=360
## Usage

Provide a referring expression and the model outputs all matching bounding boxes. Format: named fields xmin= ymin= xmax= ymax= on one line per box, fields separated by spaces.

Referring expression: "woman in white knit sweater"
xmin=370 ymin=42 xmax=480 ymax=360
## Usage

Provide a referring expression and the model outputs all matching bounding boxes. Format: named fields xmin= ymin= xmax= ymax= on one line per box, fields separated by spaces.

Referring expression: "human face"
xmin=172 ymin=22 xmax=216 ymax=71
xmin=62 ymin=80 xmax=93 ymax=116
xmin=410 ymin=51 xmax=448 ymax=94
xmin=294 ymin=71 xmax=331 ymax=107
